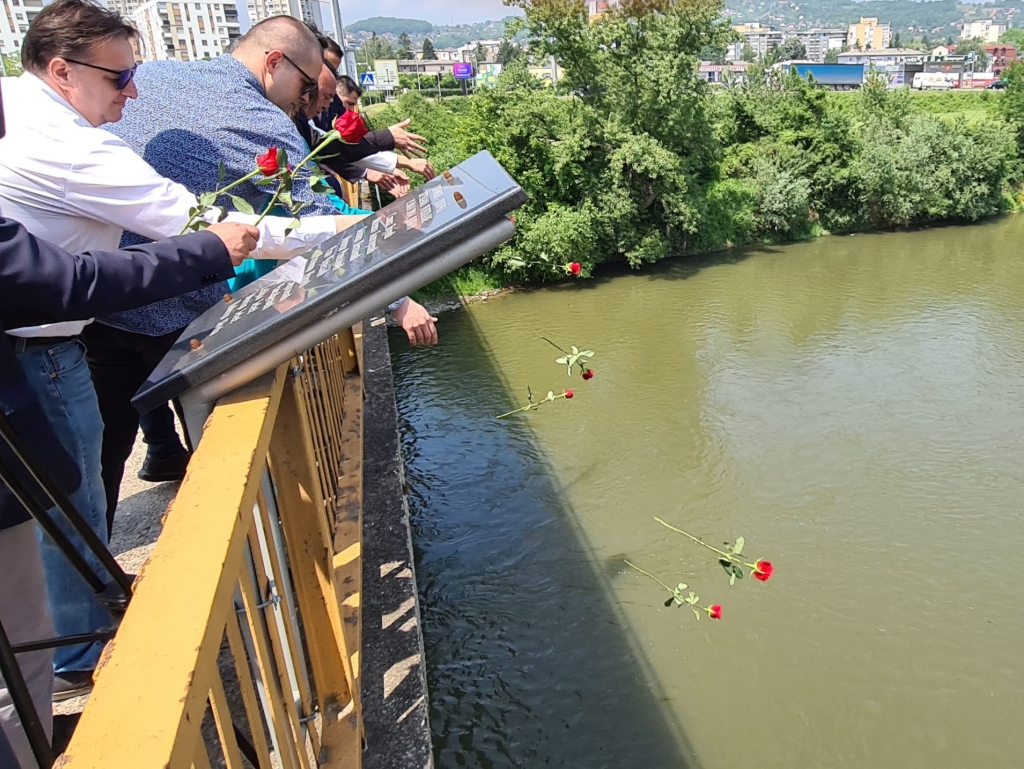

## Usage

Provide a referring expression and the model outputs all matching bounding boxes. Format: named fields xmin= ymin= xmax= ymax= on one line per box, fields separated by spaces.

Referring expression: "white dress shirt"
xmin=0 ymin=72 xmax=338 ymax=337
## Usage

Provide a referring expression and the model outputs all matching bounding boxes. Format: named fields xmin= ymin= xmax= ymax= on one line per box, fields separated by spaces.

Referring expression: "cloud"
xmin=341 ymin=0 xmax=519 ymax=25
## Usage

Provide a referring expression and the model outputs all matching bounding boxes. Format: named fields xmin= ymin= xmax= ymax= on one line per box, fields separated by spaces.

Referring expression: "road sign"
xmin=359 ymin=72 xmax=376 ymax=88
xmin=374 ymin=59 xmax=399 ymax=89
xmin=453 ymin=62 xmax=474 ymax=80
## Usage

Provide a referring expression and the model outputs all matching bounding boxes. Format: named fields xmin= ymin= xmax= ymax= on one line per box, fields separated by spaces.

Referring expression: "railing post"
xmin=269 ymin=377 xmax=362 ymax=767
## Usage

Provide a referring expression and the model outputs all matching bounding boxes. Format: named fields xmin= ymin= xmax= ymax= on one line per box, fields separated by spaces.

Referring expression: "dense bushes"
xmin=372 ymin=1 xmax=1024 ymax=291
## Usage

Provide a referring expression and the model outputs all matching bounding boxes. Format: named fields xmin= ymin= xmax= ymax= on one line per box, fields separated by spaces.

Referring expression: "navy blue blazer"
xmin=0 ymin=218 xmax=235 ymax=530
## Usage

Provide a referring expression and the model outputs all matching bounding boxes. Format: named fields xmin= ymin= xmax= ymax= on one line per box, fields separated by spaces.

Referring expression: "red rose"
xmin=709 ymin=604 xmax=722 ymax=620
xmin=333 ymin=110 xmax=369 ymax=144
xmin=256 ymin=147 xmax=280 ymax=176
xmin=582 ymin=368 xmax=594 ymax=380
xmin=753 ymin=560 xmax=774 ymax=582
xmin=569 ymin=261 xmax=582 ymax=276
xmin=564 ymin=389 xmax=574 ymax=399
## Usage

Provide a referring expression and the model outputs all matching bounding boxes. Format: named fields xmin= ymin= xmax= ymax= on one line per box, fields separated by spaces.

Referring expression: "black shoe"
xmin=53 ymin=671 xmax=93 ymax=703
xmin=137 ymin=450 xmax=189 ymax=483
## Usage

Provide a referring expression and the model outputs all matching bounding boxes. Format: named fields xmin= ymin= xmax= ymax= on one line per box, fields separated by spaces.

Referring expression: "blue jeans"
xmin=16 ymin=338 xmax=112 ymax=674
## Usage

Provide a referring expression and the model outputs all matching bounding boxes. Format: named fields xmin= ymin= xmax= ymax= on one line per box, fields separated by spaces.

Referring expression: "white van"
xmin=912 ymin=72 xmax=954 ymax=90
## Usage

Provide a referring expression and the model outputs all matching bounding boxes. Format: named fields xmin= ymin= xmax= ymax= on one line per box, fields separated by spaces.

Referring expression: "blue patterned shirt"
xmin=102 ymin=54 xmax=338 ymax=336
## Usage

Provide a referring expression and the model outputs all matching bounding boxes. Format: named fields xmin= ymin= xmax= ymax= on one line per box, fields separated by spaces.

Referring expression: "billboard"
xmin=453 ymin=62 xmax=474 ymax=80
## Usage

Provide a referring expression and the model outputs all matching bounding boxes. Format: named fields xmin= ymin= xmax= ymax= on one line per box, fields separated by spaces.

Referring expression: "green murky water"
xmin=391 ymin=217 xmax=1024 ymax=769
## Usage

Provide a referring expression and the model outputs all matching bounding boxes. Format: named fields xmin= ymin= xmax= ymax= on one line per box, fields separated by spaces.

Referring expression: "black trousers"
xmin=82 ymin=323 xmax=180 ymax=534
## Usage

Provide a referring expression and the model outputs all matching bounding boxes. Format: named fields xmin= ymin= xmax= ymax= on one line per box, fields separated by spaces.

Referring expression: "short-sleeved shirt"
xmin=103 ymin=54 xmax=338 ymax=336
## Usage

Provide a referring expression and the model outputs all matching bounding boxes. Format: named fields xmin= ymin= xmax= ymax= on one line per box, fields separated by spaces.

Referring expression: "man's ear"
xmin=47 ymin=57 xmax=73 ymax=87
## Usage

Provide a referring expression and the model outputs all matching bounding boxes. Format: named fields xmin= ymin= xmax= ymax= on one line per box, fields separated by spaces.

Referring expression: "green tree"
xmin=956 ymin=37 xmax=989 ymax=69
xmin=396 ymin=31 xmax=413 ymax=59
xmin=823 ymin=48 xmax=839 ymax=63
xmin=740 ymin=43 xmax=755 ymax=62
xmin=497 ymin=38 xmax=522 ymax=65
xmin=347 ymin=17 xmax=433 ymax=36
xmin=1000 ymin=28 xmax=1024 ymax=49
xmin=946 ymin=35 xmax=955 ymax=46
xmin=474 ymin=42 xmax=488 ymax=63
xmin=360 ymin=33 xmax=393 ymax=67
xmin=777 ymin=37 xmax=806 ymax=62
xmin=892 ymin=31 xmax=901 ymax=48
xmin=422 ymin=37 xmax=437 ymax=59
xmin=1 ymin=53 xmax=22 ymax=76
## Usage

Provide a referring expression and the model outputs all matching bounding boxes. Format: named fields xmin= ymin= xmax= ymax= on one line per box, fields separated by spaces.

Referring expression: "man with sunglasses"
xmin=0 ymin=0 xmax=362 ymax=702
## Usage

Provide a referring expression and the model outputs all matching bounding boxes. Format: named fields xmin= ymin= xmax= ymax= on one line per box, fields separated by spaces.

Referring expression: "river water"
xmin=389 ymin=217 xmax=1024 ymax=769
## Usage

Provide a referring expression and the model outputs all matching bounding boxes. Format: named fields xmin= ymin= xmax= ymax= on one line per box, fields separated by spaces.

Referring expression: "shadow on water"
xmin=390 ymin=312 xmax=703 ymax=769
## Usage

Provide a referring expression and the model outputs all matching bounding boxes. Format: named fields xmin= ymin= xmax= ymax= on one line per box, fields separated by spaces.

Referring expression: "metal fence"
xmin=57 ymin=327 xmax=366 ymax=769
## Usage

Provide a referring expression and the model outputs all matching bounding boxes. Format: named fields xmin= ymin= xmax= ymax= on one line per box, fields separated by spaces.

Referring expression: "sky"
xmin=340 ymin=0 xmax=520 ymax=26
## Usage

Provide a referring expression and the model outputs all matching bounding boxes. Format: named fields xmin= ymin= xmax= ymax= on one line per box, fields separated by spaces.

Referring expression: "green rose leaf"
xmin=228 ymin=195 xmax=255 ymax=215
xmin=216 ymin=161 xmax=226 ymax=187
xmin=734 ymin=536 xmax=745 ymax=555
xmin=198 ymin=191 xmax=217 ymax=208
xmin=285 ymin=217 xmax=301 ymax=236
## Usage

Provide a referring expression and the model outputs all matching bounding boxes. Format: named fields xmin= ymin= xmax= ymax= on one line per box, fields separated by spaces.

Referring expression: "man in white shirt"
xmin=0 ymin=0 xmax=361 ymax=701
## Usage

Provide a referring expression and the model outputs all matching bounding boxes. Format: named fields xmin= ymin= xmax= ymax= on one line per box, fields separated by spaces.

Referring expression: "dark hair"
xmin=22 ymin=0 xmax=137 ymax=76
xmin=338 ymin=74 xmax=362 ymax=97
xmin=302 ymin=20 xmax=341 ymax=61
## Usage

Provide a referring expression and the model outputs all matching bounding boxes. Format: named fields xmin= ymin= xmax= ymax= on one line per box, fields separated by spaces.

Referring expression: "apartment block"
xmin=132 ymin=0 xmax=241 ymax=61
xmin=790 ymin=28 xmax=847 ymax=62
xmin=731 ymin=22 xmax=784 ymax=58
xmin=0 ymin=0 xmax=45 ymax=57
xmin=847 ymin=17 xmax=891 ymax=51
xmin=961 ymin=20 xmax=1006 ymax=43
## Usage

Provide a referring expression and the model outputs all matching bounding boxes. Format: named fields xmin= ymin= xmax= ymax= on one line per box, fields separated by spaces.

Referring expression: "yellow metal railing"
xmin=57 ymin=327 xmax=366 ymax=769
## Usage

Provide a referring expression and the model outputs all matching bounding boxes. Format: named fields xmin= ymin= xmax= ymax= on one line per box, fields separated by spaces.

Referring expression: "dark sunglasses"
xmin=268 ymin=51 xmax=319 ymax=99
xmin=63 ymin=57 xmax=137 ymax=90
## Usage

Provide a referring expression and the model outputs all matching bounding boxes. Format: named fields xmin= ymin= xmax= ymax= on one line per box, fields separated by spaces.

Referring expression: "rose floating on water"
xmin=541 ymin=337 xmax=596 ymax=378
xmin=495 ymin=387 xmax=575 ymax=419
xmin=654 ymin=517 xmax=776 ymax=587
xmin=623 ymin=561 xmax=723 ymax=623
xmin=752 ymin=560 xmax=774 ymax=582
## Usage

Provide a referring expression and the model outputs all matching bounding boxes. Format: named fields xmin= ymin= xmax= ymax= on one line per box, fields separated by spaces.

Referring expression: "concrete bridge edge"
xmin=360 ymin=317 xmax=434 ymax=769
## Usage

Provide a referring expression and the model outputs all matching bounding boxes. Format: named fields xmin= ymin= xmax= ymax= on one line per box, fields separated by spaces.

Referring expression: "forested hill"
xmin=345 ymin=16 xmax=522 ymax=48
xmin=721 ymin=0 xmax=1022 ymax=37
xmin=350 ymin=2 xmax=1024 ymax=48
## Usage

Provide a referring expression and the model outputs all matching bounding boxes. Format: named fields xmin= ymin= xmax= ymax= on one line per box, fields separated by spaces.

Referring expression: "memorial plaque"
xmin=133 ymin=151 xmax=527 ymax=413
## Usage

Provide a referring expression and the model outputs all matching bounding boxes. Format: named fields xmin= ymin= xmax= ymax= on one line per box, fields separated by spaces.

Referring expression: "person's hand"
xmin=397 ymin=156 xmax=436 ymax=180
xmin=391 ymin=297 xmax=438 ymax=346
xmin=333 ymin=214 xmax=369 ymax=232
xmin=206 ymin=222 xmax=260 ymax=266
xmin=388 ymin=118 xmax=428 ymax=158
xmin=391 ymin=170 xmax=411 ymax=198
xmin=365 ymin=168 xmax=401 ymax=192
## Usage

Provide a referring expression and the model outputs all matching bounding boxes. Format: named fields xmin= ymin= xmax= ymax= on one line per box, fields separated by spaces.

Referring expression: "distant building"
xmin=587 ymin=0 xmax=617 ymax=19
xmin=0 ymin=0 xmax=45 ymax=59
xmin=984 ymin=43 xmax=1018 ymax=75
xmin=456 ymin=39 xmax=502 ymax=63
xmin=789 ymin=29 xmax=847 ymax=62
xmin=730 ymin=22 xmax=784 ymax=59
xmin=847 ymin=17 xmax=891 ymax=51
xmin=836 ymin=47 xmax=921 ymax=66
xmin=698 ymin=61 xmax=748 ymax=83
xmin=132 ymin=0 xmax=243 ymax=62
xmin=398 ymin=59 xmax=455 ymax=76
xmin=961 ymin=20 xmax=1006 ymax=43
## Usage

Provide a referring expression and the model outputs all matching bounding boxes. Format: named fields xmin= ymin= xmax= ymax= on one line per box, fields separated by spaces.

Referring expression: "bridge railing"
xmin=58 ymin=326 xmax=366 ymax=769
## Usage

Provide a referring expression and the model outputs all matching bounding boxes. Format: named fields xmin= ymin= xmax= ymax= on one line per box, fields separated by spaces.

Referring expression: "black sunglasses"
xmin=63 ymin=57 xmax=136 ymax=90
xmin=268 ymin=51 xmax=319 ymax=99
